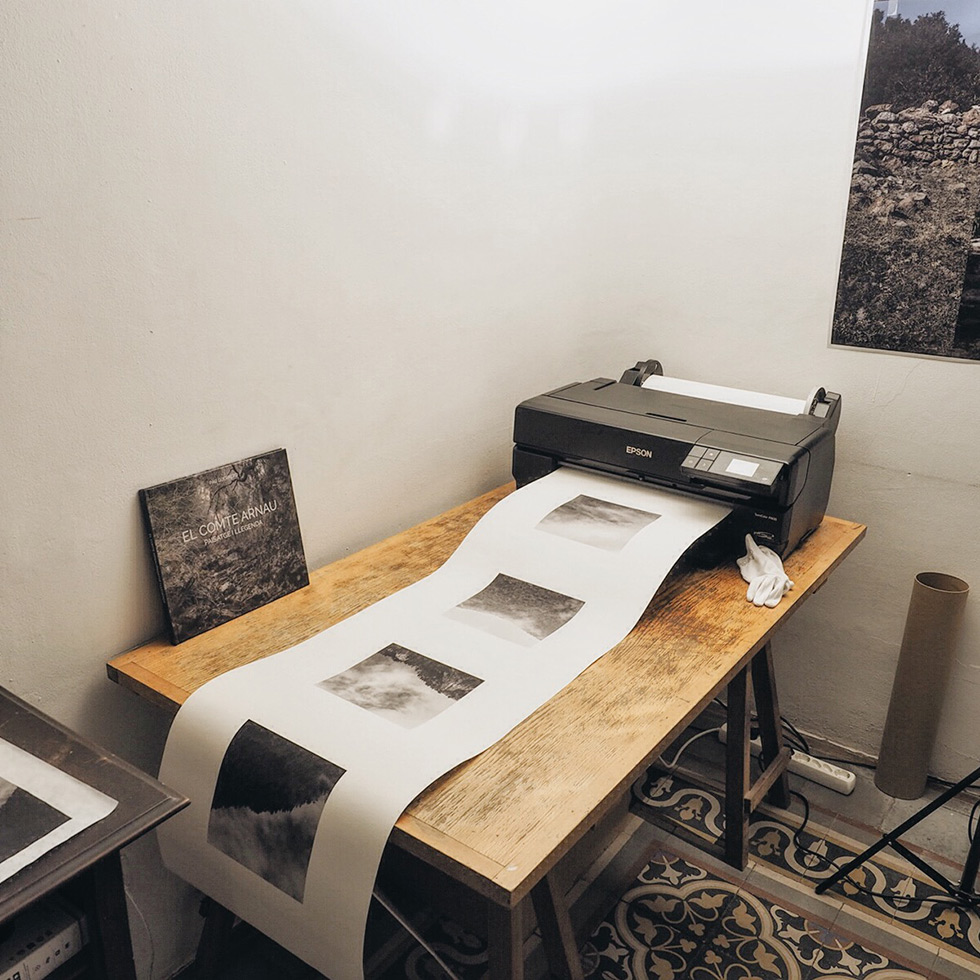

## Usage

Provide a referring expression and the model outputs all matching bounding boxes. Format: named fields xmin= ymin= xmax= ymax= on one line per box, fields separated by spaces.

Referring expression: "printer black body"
xmin=513 ymin=363 xmax=840 ymax=559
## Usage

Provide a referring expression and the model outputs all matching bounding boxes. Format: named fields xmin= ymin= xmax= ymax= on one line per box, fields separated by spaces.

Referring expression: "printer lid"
xmin=547 ymin=378 xmax=828 ymax=447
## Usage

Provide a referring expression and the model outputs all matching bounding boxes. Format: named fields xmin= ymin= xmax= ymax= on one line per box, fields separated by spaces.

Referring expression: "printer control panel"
xmin=681 ymin=445 xmax=782 ymax=487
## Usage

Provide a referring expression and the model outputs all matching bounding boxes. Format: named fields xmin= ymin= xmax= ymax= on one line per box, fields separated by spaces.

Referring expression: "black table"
xmin=0 ymin=687 xmax=188 ymax=980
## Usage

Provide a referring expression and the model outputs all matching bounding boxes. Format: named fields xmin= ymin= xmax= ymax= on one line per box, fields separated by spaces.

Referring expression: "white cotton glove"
xmin=737 ymin=534 xmax=794 ymax=608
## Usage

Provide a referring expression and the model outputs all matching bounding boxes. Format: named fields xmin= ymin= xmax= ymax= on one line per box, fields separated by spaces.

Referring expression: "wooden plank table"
xmin=107 ymin=484 xmax=865 ymax=980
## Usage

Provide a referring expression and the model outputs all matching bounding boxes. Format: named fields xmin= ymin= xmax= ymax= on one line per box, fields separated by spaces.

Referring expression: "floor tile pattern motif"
xmin=582 ymin=849 xmax=926 ymax=980
xmin=379 ymin=919 xmax=487 ymax=980
xmin=379 ymin=846 xmax=931 ymax=980
xmin=632 ymin=767 xmax=980 ymax=966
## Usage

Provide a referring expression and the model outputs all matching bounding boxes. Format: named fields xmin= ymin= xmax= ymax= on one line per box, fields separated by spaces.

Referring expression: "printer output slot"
xmin=560 ymin=458 xmax=634 ymax=481
xmin=645 ymin=412 xmax=687 ymax=423
xmin=684 ymin=482 xmax=754 ymax=505
xmin=559 ymin=459 xmax=756 ymax=506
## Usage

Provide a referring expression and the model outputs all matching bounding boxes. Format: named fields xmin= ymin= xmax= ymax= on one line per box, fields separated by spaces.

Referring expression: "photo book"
xmin=139 ymin=449 xmax=309 ymax=644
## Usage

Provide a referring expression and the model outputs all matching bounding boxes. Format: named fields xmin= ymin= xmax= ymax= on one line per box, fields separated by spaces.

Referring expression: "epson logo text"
xmin=625 ymin=445 xmax=652 ymax=458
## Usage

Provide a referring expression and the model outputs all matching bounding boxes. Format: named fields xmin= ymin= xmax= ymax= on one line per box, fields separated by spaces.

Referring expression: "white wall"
xmin=2 ymin=2 xmax=977 ymax=976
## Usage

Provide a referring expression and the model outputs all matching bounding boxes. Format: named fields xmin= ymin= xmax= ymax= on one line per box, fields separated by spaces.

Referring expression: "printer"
xmin=513 ymin=359 xmax=840 ymax=558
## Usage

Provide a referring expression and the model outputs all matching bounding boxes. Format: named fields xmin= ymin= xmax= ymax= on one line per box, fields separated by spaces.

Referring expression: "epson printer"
xmin=513 ymin=359 xmax=840 ymax=558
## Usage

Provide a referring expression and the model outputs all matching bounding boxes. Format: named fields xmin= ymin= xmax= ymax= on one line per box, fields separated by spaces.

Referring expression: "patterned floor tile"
xmin=741 ymin=861 xmax=846 ymax=930
xmin=630 ymin=766 xmax=980 ymax=972
xmin=830 ymin=902 xmax=940 ymax=977
xmin=369 ymin=838 xmax=933 ymax=979
xmin=375 ymin=916 xmax=488 ymax=980
xmin=581 ymin=845 xmax=927 ymax=980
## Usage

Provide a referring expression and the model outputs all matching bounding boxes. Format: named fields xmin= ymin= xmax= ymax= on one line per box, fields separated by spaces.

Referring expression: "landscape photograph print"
xmin=318 ymin=643 xmax=484 ymax=728
xmin=0 ymin=776 xmax=70 ymax=864
xmin=536 ymin=494 xmax=661 ymax=551
xmin=831 ymin=0 xmax=980 ymax=359
xmin=207 ymin=721 xmax=345 ymax=901
xmin=444 ymin=572 xmax=585 ymax=647
xmin=140 ymin=449 xmax=309 ymax=643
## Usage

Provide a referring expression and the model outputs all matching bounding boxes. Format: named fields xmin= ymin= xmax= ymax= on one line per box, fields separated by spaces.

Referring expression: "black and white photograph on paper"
xmin=318 ymin=644 xmax=484 ymax=729
xmin=0 ymin=777 xmax=70 ymax=864
xmin=0 ymin=737 xmax=118 ymax=886
xmin=208 ymin=721 xmax=345 ymax=901
xmin=444 ymin=572 xmax=585 ymax=647
xmin=831 ymin=0 xmax=980 ymax=359
xmin=535 ymin=494 xmax=661 ymax=551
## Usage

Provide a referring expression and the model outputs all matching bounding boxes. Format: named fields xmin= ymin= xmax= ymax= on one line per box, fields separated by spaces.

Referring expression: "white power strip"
xmin=0 ymin=897 xmax=86 ymax=980
xmin=717 ymin=724 xmax=856 ymax=795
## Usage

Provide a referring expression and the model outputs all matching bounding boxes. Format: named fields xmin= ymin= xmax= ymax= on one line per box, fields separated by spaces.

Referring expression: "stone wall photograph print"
xmin=831 ymin=0 xmax=980 ymax=359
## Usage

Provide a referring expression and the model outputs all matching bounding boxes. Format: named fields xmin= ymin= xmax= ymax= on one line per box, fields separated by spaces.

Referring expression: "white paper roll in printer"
xmin=512 ymin=358 xmax=840 ymax=605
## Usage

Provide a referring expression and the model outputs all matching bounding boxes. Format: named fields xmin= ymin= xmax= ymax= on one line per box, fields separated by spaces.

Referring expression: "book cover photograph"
xmin=140 ymin=449 xmax=309 ymax=644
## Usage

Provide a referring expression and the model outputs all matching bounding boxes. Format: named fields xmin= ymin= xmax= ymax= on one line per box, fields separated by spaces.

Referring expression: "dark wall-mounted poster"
xmin=140 ymin=449 xmax=309 ymax=644
xmin=831 ymin=1 xmax=980 ymax=360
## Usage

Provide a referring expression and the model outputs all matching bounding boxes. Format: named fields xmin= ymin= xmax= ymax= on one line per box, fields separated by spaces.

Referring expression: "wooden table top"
xmin=108 ymin=484 xmax=864 ymax=907
xmin=0 ymin=687 xmax=188 ymax=922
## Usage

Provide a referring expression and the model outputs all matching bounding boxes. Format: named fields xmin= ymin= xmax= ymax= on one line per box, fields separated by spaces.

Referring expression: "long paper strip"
xmin=158 ymin=468 xmax=730 ymax=979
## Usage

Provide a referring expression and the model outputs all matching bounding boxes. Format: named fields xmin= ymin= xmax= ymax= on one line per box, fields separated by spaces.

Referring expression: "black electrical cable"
xmin=781 ymin=718 xmax=810 ymax=755
xmin=712 ymin=697 xmax=808 ymax=754
xmin=779 ymin=791 xmax=978 ymax=909
xmin=781 ymin=731 xmax=807 ymax=754
xmin=819 ymin=756 xmax=876 ymax=771
xmin=701 ymin=703 xmax=979 ymax=865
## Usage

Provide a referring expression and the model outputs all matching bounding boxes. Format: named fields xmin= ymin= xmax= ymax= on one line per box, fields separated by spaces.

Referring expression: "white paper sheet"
xmin=0 ymin=738 xmax=118 ymax=885
xmin=158 ymin=468 xmax=730 ymax=979
xmin=641 ymin=373 xmax=813 ymax=416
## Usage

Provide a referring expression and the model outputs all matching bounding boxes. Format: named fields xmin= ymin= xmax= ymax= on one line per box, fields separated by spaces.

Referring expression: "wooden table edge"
xmin=107 ymin=513 xmax=866 ymax=714
xmin=106 ymin=505 xmax=866 ymax=908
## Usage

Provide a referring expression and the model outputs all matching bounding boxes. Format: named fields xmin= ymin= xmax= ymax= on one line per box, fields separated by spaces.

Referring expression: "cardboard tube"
xmin=875 ymin=572 xmax=969 ymax=799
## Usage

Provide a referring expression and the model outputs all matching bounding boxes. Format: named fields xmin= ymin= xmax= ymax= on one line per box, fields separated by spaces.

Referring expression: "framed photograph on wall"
xmin=831 ymin=0 xmax=980 ymax=360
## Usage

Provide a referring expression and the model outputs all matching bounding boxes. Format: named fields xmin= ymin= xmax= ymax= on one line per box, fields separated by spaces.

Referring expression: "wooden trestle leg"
xmin=486 ymin=872 xmax=584 ymax=980
xmin=194 ymin=898 xmax=235 ymax=979
xmin=724 ymin=642 xmax=792 ymax=869
xmin=751 ymin=641 xmax=791 ymax=811
xmin=724 ymin=663 xmax=752 ymax=869
xmin=487 ymin=900 xmax=525 ymax=980
xmin=531 ymin=873 xmax=585 ymax=980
